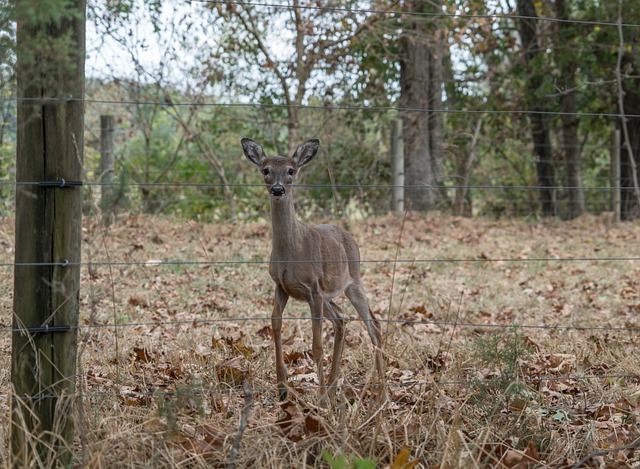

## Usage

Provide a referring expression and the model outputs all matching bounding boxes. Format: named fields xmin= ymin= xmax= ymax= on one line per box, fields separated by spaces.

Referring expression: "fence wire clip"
xmin=38 ymin=179 xmax=83 ymax=188
xmin=23 ymin=324 xmax=72 ymax=335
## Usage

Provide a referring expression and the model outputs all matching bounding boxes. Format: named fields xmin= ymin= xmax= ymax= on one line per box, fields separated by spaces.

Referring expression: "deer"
xmin=241 ymin=138 xmax=385 ymax=403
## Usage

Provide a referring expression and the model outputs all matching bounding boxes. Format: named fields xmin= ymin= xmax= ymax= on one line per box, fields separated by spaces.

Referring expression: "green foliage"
xmin=469 ymin=327 xmax=534 ymax=410
xmin=77 ymin=0 xmax=640 ymax=221
xmin=323 ymin=451 xmax=377 ymax=469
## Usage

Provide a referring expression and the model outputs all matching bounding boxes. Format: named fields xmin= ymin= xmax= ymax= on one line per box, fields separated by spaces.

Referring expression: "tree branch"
xmin=233 ymin=6 xmax=292 ymax=107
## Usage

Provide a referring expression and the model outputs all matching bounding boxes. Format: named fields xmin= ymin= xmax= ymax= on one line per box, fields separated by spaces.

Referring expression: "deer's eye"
xmin=288 ymin=168 xmax=296 ymax=176
xmin=262 ymin=168 xmax=270 ymax=176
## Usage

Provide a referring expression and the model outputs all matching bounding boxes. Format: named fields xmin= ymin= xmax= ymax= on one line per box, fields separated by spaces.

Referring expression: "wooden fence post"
xmin=11 ymin=1 xmax=85 ymax=466
xmin=611 ymin=129 xmax=621 ymax=223
xmin=391 ymin=119 xmax=405 ymax=214
xmin=100 ymin=114 xmax=116 ymax=225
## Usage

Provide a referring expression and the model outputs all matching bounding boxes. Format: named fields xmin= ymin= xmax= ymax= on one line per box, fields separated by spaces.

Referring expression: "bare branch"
xmin=233 ymin=6 xmax=292 ymax=107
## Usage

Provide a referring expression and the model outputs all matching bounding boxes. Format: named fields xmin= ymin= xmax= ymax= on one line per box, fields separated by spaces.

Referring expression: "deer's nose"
xmin=271 ymin=184 xmax=285 ymax=197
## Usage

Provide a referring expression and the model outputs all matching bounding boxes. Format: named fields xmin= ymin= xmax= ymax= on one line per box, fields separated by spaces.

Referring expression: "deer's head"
xmin=241 ymin=138 xmax=320 ymax=198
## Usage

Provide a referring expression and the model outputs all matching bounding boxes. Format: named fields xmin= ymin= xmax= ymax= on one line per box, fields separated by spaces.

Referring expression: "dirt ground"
xmin=1 ymin=212 xmax=640 ymax=467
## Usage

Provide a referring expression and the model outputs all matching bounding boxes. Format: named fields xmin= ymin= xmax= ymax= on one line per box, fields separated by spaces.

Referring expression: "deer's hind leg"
xmin=345 ymin=283 xmax=385 ymax=384
xmin=323 ymin=300 xmax=345 ymax=399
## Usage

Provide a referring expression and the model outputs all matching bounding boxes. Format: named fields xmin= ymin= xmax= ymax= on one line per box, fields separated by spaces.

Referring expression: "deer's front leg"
xmin=273 ymin=284 xmax=289 ymax=400
xmin=309 ymin=291 xmax=326 ymax=402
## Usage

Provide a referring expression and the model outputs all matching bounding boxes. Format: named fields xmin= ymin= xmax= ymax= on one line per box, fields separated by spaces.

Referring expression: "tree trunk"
xmin=399 ymin=0 xmax=447 ymax=212
xmin=11 ymin=1 xmax=85 ymax=466
xmin=517 ymin=0 xmax=557 ymax=217
xmin=555 ymin=0 xmax=585 ymax=219
xmin=620 ymin=49 xmax=640 ymax=220
xmin=454 ymin=117 xmax=482 ymax=217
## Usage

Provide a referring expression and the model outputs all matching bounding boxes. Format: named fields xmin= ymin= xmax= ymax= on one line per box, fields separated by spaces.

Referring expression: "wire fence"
xmin=0 ymin=95 xmax=638 ymax=118
xmin=2 ymin=4 xmax=640 ymax=411
xmin=191 ymin=0 xmax=640 ymax=28
xmin=4 ymin=311 xmax=640 ymax=335
xmin=2 ymin=9 xmax=640 ymax=469
xmin=2 ymin=197 xmax=638 ymax=397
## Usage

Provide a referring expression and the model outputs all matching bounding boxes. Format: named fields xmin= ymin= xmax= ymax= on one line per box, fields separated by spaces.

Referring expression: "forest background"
xmin=2 ymin=0 xmax=639 ymax=222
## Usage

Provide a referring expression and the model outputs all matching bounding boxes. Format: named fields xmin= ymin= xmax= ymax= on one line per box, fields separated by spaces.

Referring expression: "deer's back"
xmin=269 ymin=223 xmax=362 ymax=302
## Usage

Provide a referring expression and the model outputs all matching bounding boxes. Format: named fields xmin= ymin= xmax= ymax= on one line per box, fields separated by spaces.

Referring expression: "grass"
xmin=1 ymin=212 xmax=640 ymax=467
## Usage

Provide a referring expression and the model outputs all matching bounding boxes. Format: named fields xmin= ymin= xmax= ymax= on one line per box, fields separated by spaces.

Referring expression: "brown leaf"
xmin=276 ymin=401 xmax=305 ymax=442
xmin=547 ymin=353 xmax=576 ymax=373
xmin=391 ymin=445 xmax=420 ymax=469
xmin=274 ymin=401 xmax=326 ymax=441
xmin=502 ymin=442 xmax=540 ymax=468
xmin=522 ymin=335 xmax=542 ymax=353
xmin=171 ymin=432 xmax=222 ymax=462
xmin=304 ymin=414 xmax=323 ymax=434
xmin=119 ymin=385 xmax=152 ymax=407
xmin=409 ymin=304 xmax=430 ymax=315
xmin=256 ymin=325 xmax=272 ymax=340
xmin=132 ymin=346 xmax=153 ymax=363
xmin=508 ymin=398 xmax=528 ymax=412
xmin=425 ymin=350 xmax=453 ymax=372
xmin=284 ymin=350 xmax=305 ymax=364
xmin=128 ymin=296 xmax=149 ymax=308
xmin=86 ymin=369 xmax=113 ymax=387
xmin=215 ymin=356 xmax=247 ymax=385
xmin=231 ymin=340 xmax=254 ymax=358
xmin=131 ymin=242 xmax=144 ymax=252
xmin=212 ymin=336 xmax=254 ymax=357
xmin=548 ymin=379 xmax=579 ymax=393
xmin=477 ymin=368 xmax=501 ymax=380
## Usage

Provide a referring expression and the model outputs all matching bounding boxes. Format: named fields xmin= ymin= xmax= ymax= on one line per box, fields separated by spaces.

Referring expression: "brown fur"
xmin=241 ymin=138 xmax=385 ymax=402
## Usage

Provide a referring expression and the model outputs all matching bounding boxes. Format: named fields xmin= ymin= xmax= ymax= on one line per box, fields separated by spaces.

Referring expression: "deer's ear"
xmin=292 ymin=139 xmax=320 ymax=167
xmin=241 ymin=138 xmax=267 ymax=166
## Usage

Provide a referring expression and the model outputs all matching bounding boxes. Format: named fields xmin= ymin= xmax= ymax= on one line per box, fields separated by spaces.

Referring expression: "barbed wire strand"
xmin=192 ymin=0 xmax=640 ymax=29
xmin=0 ymin=180 xmax=634 ymax=192
xmin=3 ymin=314 xmax=640 ymax=335
xmin=2 ymin=96 xmax=639 ymax=119
xmin=1 ymin=254 xmax=639 ymax=269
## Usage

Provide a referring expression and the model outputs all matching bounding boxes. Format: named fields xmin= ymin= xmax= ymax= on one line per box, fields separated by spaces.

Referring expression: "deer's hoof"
xmin=277 ymin=382 xmax=288 ymax=401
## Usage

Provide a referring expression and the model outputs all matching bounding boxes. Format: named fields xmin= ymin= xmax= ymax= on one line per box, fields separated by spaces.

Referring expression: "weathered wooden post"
xmin=11 ymin=1 xmax=86 ymax=466
xmin=391 ymin=119 xmax=405 ymax=214
xmin=611 ymin=129 xmax=621 ymax=223
xmin=100 ymin=114 xmax=116 ymax=225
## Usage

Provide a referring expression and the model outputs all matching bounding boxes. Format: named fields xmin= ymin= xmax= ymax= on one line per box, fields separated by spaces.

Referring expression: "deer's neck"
xmin=270 ymin=195 xmax=305 ymax=256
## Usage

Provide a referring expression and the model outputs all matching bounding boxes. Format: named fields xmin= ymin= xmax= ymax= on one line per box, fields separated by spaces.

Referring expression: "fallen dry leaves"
xmin=1 ymin=212 xmax=640 ymax=467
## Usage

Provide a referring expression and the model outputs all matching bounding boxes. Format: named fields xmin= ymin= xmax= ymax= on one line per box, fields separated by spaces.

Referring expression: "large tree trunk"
xmin=517 ymin=0 xmax=557 ymax=217
xmin=399 ymin=0 xmax=447 ymax=212
xmin=620 ymin=49 xmax=640 ymax=220
xmin=555 ymin=0 xmax=585 ymax=219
